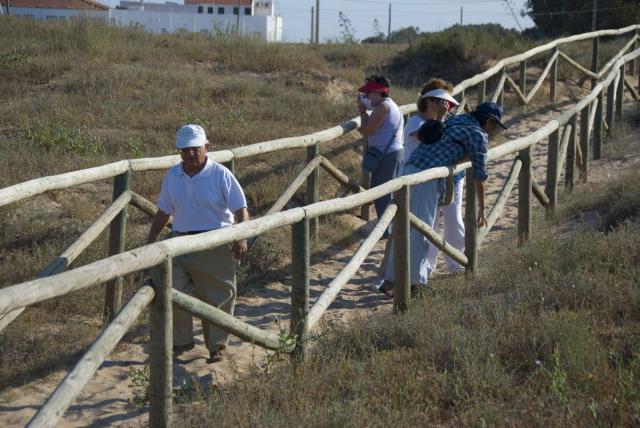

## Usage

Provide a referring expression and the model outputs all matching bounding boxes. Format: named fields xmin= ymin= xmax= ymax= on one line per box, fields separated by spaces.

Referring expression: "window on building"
xmin=197 ymin=6 xmax=203 ymax=13
xmin=207 ymin=7 xmax=213 ymax=14
xmin=244 ymin=7 xmax=251 ymax=15
xmin=218 ymin=7 xmax=224 ymax=14
xmin=46 ymin=16 xmax=57 ymax=20
xmin=233 ymin=7 xmax=239 ymax=15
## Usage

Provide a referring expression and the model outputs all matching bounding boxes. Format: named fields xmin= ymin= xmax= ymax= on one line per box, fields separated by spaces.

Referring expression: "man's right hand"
xmin=476 ymin=210 xmax=487 ymax=227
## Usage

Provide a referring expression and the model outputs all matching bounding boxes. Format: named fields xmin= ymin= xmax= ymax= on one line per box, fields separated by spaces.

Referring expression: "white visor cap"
xmin=176 ymin=124 xmax=208 ymax=149
xmin=420 ymin=88 xmax=459 ymax=106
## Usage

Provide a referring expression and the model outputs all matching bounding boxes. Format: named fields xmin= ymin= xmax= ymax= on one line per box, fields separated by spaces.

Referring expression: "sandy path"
xmin=2 ymin=97 xmax=640 ymax=427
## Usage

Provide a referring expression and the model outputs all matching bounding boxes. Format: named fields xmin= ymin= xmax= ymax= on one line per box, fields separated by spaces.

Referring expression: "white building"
xmin=0 ymin=0 xmax=283 ymax=41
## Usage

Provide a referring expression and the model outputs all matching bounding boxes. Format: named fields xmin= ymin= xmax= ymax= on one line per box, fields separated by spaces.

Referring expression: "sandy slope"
xmin=2 ymin=96 xmax=640 ymax=427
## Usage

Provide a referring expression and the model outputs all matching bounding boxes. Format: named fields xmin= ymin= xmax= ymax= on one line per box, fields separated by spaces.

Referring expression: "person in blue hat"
xmin=379 ymin=102 xmax=507 ymax=296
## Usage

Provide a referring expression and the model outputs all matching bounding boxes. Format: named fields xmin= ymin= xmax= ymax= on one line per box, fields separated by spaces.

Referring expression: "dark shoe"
xmin=378 ymin=280 xmax=394 ymax=299
xmin=207 ymin=345 xmax=226 ymax=364
xmin=172 ymin=342 xmax=195 ymax=354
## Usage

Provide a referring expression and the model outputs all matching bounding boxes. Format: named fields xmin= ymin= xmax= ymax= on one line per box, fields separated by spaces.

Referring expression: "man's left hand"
xmin=476 ymin=211 xmax=487 ymax=227
xmin=232 ymin=239 xmax=248 ymax=260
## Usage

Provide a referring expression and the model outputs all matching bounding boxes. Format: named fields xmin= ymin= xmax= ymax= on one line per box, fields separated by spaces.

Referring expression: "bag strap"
xmin=381 ymin=119 xmax=401 ymax=156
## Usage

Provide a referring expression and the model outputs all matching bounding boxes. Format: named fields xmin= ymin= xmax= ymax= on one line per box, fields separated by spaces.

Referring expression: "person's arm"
xmin=147 ymin=209 xmax=171 ymax=244
xmin=474 ymin=179 xmax=487 ymax=227
xmin=231 ymin=207 xmax=249 ymax=260
xmin=359 ymin=103 xmax=389 ymax=136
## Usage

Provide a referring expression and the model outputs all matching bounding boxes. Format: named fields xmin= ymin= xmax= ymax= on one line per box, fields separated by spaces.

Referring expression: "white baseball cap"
xmin=420 ymin=88 xmax=460 ymax=106
xmin=176 ymin=124 xmax=208 ymax=149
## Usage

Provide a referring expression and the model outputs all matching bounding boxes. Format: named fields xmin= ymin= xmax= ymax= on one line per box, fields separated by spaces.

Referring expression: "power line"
xmin=527 ymin=4 xmax=638 ymax=17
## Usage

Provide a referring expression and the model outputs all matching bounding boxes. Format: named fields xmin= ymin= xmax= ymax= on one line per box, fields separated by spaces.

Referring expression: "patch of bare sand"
xmin=2 ymin=95 xmax=640 ymax=427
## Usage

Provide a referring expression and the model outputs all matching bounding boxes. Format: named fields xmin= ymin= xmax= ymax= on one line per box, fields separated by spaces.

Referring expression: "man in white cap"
xmin=147 ymin=124 xmax=249 ymax=363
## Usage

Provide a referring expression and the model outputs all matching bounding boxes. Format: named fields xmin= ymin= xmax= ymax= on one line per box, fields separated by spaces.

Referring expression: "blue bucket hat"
xmin=474 ymin=102 xmax=507 ymax=129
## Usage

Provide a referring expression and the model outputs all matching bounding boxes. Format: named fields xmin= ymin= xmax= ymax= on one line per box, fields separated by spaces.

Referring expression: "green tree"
xmin=524 ymin=0 xmax=640 ymax=36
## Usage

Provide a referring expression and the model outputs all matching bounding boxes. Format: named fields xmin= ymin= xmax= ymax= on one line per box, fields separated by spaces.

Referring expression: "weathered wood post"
xmin=606 ymin=82 xmax=615 ymax=139
xmin=565 ymin=114 xmax=577 ymax=192
xmin=545 ymin=128 xmax=560 ymax=216
xmin=291 ymin=217 xmax=310 ymax=359
xmin=306 ymin=142 xmax=320 ymax=240
xmin=579 ymin=104 xmax=590 ymax=181
xmin=223 ymin=158 xmax=235 ymax=175
xmin=393 ymin=185 xmax=410 ymax=313
xmin=632 ymin=34 xmax=639 ymax=79
xmin=594 ymin=89 xmax=604 ymax=159
xmin=519 ymin=60 xmax=527 ymax=102
xmin=464 ymin=171 xmax=479 ymax=275
xmin=477 ymin=80 xmax=486 ymax=104
xmin=591 ymin=36 xmax=600 ymax=89
xmin=550 ymin=47 xmax=558 ymax=103
xmin=498 ymin=69 xmax=506 ymax=107
xmin=104 ymin=170 xmax=131 ymax=323
xmin=615 ymin=63 xmax=625 ymax=121
xmin=359 ymin=139 xmax=373 ymax=221
xmin=149 ymin=257 xmax=173 ymax=428
xmin=518 ymin=148 xmax=532 ymax=245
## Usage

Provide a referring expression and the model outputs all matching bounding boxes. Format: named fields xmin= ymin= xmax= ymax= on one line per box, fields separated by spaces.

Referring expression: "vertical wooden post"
xmin=550 ymin=47 xmax=558 ymax=104
xmin=464 ymin=171 xmax=478 ymax=275
xmin=359 ymin=140 xmax=372 ymax=221
xmin=606 ymin=82 xmax=616 ymax=139
xmin=393 ymin=185 xmax=410 ymax=313
xmin=149 ymin=257 xmax=173 ymax=428
xmin=632 ymin=36 xmax=639 ymax=79
xmin=499 ymin=70 xmax=506 ymax=107
xmin=615 ymin=63 xmax=624 ymax=121
xmin=477 ymin=80 xmax=486 ymax=104
xmin=545 ymin=128 xmax=560 ymax=217
xmin=579 ymin=104 xmax=590 ymax=182
xmin=594 ymin=90 xmax=604 ymax=159
xmin=306 ymin=143 xmax=320 ymax=241
xmin=104 ymin=170 xmax=130 ymax=323
xmin=223 ymin=158 xmax=235 ymax=175
xmin=518 ymin=148 xmax=532 ymax=245
xmin=565 ymin=114 xmax=577 ymax=192
xmin=291 ymin=217 xmax=310 ymax=360
xmin=591 ymin=36 xmax=600 ymax=89
xmin=519 ymin=60 xmax=527 ymax=102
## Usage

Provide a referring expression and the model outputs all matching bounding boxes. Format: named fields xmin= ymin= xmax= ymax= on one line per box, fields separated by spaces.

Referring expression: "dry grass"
xmin=177 ymin=168 xmax=640 ymax=427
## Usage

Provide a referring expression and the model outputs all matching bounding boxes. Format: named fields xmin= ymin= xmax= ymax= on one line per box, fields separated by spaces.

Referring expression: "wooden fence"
xmin=1 ymin=25 xmax=640 ymax=427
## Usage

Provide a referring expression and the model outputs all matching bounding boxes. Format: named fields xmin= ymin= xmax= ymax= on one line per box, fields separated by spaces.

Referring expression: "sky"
xmin=99 ymin=0 xmax=536 ymax=42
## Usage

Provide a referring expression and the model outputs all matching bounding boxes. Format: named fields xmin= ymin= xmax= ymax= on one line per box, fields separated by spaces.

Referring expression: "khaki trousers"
xmin=155 ymin=243 xmax=236 ymax=352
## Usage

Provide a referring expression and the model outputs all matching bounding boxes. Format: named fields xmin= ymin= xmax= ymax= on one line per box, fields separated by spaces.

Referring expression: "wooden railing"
xmin=1 ymin=26 xmax=640 ymax=427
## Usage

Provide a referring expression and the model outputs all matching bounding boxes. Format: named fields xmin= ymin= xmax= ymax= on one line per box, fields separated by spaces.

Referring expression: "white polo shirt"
xmin=157 ymin=159 xmax=247 ymax=233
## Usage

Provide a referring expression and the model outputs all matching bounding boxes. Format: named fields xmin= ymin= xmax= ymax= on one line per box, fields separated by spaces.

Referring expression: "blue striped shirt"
xmin=406 ymin=113 xmax=489 ymax=181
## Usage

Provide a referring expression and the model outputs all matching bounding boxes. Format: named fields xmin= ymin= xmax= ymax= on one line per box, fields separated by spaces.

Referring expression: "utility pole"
xmin=387 ymin=2 xmax=391 ymax=45
xmin=591 ymin=0 xmax=598 ymax=31
xmin=310 ymin=6 xmax=315 ymax=44
xmin=315 ymin=0 xmax=320 ymax=44
xmin=460 ymin=6 xmax=463 ymax=26
xmin=235 ymin=1 xmax=240 ymax=33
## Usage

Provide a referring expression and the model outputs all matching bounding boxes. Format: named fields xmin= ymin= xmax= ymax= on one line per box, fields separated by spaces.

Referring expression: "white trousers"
xmin=426 ymin=178 xmax=465 ymax=274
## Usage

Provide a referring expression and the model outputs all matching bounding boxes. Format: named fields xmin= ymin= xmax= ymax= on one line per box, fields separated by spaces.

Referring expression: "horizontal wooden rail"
xmin=172 ymin=289 xmax=289 ymax=352
xmin=319 ymin=156 xmax=365 ymax=194
xmin=27 ymin=286 xmax=155 ymax=428
xmin=478 ymin=158 xmax=523 ymax=243
xmin=307 ymin=203 xmax=396 ymax=330
xmin=0 ymin=191 xmax=132 ymax=334
xmin=409 ymin=213 xmax=469 ymax=267
xmin=129 ymin=150 xmax=234 ymax=172
xmin=0 ymin=161 xmax=130 ymax=208
xmin=266 ymin=156 xmax=323 ymax=216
